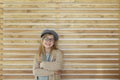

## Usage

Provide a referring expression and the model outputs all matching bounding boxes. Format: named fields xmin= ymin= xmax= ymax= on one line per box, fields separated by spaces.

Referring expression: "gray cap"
xmin=41 ymin=29 xmax=59 ymax=41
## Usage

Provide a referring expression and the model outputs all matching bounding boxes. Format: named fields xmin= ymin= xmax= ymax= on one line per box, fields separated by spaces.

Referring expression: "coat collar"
xmin=41 ymin=49 xmax=58 ymax=62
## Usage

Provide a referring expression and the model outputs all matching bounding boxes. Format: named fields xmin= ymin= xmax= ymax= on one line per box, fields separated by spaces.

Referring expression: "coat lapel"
xmin=50 ymin=50 xmax=56 ymax=62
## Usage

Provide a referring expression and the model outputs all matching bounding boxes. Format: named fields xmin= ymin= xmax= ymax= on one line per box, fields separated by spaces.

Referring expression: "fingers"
xmin=54 ymin=70 xmax=62 ymax=74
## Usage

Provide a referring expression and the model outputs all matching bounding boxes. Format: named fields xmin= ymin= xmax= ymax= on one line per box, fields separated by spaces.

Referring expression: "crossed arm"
xmin=33 ymin=51 xmax=63 ymax=76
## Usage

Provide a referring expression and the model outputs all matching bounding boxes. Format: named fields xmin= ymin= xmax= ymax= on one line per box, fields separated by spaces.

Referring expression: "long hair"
xmin=37 ymin=34 xmax=58 ymax=62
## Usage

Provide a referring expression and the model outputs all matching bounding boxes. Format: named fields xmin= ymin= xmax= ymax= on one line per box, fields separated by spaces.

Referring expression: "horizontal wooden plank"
xmin=4 ymin=4 xmax=120 ymax=8
xmin=2 ymin=65 xmax=119 ymax=69
xmin=2 ymin=75 xmax=118 ymax=79
xmin=4 ymin=14 xmax=120 ymax=18
xmin=3 ymin=52 xmax=119 ymax=57
xmin=4 ymin=45 xmax=120 ymax=48
xmin=4 ymin=35 xmax=119 ymax=38
xmin=4 ymin=30 xmax=120 ymax=34
xmin=63 ymin=50 xmax=119 ymax=53
xmin=3 ymin=0 xmax=119 ymax=3
xmin=3 ymin=50 xmax=119 ymax=53
xmin=4 ymin=20 xmax=120 ymax=24
xmin=2 ymin=70 xmax=119 ymax=74
xmin=2 ymin=60 xmax=33 ymax=64
xmin=3 ymin=40 xmax=119 ymax=44
xmin=3 ymin=65 xmax=32 ymax=69
xmin=0 ymin=55 xmax=33 ymax=58
xmin=3 ymin=75 xmax=33 ymax=79
xmin=1 ymin=55 xmax=119 ymax=59
xmin=4 ymin=25 xmax=120 ymax=28
xmin=3 ymin=70 xmax=32 ymax=74
xmin=64 ymin=55 xmax=119 ymax=58
xmin=62 ymin=75 xmax=120 ymax=79
xmin=1 ymin=74 xmax=120 ymax=79
xmin=4 ymin=10 xmax=120 ymax=13
xmin=62 ymin=70 xmax=119 ymax=74
xmin=63 ymin=65 xmax=119 ymax=69
xmin=64 ymin=60 xmax=120 ymax=63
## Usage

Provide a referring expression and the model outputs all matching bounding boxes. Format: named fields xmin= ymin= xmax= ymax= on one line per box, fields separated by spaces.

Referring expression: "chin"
xmin=45 ymin=46 xmax=52 ymax=49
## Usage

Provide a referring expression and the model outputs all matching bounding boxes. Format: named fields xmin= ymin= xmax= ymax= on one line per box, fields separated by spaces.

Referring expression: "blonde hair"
xmin=37 ymin=34 xmax=58 ymax=61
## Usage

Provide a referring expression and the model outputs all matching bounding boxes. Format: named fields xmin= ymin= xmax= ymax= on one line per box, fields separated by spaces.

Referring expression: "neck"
xmin=45 ymin=48 xmax=51 ymax=53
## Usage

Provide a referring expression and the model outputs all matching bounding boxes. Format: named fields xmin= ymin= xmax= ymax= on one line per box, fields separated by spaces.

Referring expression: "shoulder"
xmin=52 ymin=49 xmax=63 ymax=55
xmin=53 ymin=49 xmax=63 ymax=53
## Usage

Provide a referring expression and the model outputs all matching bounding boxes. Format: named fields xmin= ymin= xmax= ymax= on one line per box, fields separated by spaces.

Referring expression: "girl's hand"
xmin=54 ymin=70 xmax=62 ymax=74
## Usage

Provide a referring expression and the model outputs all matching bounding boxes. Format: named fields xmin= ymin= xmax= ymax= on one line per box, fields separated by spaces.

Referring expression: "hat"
xmin=41 ymin=29 xmax=59 ymax=41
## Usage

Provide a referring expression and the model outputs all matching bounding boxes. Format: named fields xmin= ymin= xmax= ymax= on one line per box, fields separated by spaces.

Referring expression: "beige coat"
xmin=33 ymin=49 xmax=63 ymax=80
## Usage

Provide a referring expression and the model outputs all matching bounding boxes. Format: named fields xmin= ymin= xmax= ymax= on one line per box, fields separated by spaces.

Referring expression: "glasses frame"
xmin=43 ymin=37 xmax=55 ymax=42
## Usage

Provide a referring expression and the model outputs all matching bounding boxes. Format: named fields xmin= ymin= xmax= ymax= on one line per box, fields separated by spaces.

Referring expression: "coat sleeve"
xmin=33 ymin=53 xmax=54 ymax=76
xmin=40 ymin=50 xmax=63 ymax=71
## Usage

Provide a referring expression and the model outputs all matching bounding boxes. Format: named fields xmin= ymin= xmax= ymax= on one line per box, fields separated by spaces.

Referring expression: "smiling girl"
xmin=33 ymin=29 xmax=63 ymax=80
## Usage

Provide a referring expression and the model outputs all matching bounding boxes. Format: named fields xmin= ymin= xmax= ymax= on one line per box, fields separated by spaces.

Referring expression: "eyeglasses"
xmin=44 ymin=37 xmax=54 ymax=42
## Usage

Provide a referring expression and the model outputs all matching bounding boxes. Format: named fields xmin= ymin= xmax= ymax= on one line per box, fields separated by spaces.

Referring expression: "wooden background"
xmin=0 ymin=0 xmax=120 ymax=80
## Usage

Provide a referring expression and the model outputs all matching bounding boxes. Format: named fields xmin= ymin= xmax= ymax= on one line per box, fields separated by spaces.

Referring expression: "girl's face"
xmin=43 ymin=34 xmax=55 ymax=49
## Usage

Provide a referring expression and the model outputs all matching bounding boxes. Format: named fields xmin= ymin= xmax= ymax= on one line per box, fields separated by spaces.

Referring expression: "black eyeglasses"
xmin=44 ymin=37 xmax=54 ymax=42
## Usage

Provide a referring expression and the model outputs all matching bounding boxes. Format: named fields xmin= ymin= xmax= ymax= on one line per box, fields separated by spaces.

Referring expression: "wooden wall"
xmin=0 ymin=0 xmax=120 ymax=80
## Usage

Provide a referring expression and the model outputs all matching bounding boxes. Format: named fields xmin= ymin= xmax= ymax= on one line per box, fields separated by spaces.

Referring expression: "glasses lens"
xmin=44 ymin=38 xmax=54 ymax=42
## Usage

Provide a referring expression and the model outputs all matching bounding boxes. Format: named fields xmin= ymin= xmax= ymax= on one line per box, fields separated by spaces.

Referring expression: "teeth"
xmin=46 ymin=44 xmax=50 ymax=46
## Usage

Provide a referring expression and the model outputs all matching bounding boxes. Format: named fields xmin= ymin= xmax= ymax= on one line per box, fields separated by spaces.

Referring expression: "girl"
xmin=33 ymin=29 xmax=63 ymax=80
